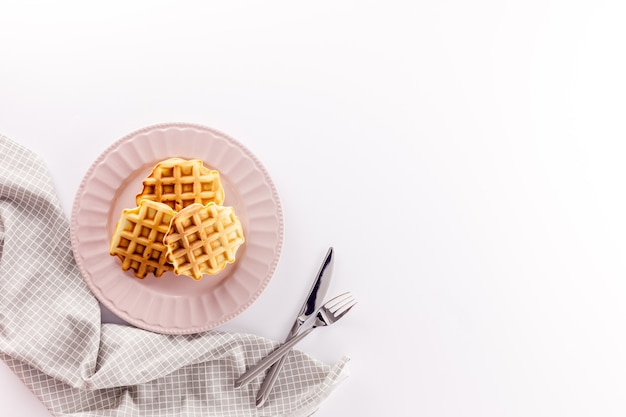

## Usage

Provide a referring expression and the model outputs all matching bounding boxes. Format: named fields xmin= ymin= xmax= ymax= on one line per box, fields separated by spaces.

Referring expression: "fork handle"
xmin=255 ymin=351 xmax=288 ymax=407
xmin=235 ymin=327 xmax=315 ymax=388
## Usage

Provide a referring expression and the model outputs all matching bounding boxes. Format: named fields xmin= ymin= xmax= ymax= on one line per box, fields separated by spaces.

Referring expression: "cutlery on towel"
xmin=235 ymin=291 xmax=357 ymax=389
xmin=254 ymin=247 xmax=334 ymax=407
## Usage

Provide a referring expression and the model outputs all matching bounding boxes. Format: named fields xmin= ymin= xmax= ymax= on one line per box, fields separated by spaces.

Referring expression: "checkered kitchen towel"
xmin=0 ymin=135 xmax=349 ymax=417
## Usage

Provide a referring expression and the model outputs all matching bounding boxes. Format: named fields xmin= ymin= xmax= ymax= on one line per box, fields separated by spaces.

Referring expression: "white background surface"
xmin=1 ymin=1 xmax=626 ymax=416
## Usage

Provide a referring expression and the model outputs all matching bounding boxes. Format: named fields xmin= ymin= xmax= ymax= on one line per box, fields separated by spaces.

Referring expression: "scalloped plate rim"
xmin=69 ymin=122 xmax=283 ymax=334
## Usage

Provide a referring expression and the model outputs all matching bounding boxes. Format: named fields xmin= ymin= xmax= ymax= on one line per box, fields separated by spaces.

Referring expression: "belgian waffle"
xmin=109 ymin=199 xmax=176 ymax=278
xmin=164 ymin=202 xmax=245 ymax=280
xmin=136 ymin=158 xmax=225 ymax=211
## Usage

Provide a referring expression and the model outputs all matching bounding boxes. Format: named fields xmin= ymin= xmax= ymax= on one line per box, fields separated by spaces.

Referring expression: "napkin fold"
xmin=0 ymin=135 xmax=349 ymax=417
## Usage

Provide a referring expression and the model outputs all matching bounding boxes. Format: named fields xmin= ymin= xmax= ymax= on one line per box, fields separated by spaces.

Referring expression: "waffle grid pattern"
xmin=166 ymin=203 xmax=245 ymax=280
xmin=109 ymin=199 xmax=175 ymax=278
xmin=137 ymin=158 xmax=225 ymax=211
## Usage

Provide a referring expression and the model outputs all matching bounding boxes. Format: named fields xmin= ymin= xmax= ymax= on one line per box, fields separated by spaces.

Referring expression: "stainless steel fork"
xmin=234 ymin=292 xmax=357 ymax=388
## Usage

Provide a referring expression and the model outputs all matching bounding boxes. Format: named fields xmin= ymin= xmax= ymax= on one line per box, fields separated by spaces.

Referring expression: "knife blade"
xmin=234 ymin=247 xmax=334 ymax=398
xmin=288 ymin=246 xmax=334 ymax=335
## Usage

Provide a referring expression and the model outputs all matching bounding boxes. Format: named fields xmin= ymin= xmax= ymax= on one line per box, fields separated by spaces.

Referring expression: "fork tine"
xmin=324 ymin=292 xmax=352 ymax=311
xmin=329 ymin=293 xmax=355 ymax=314
xmin=333 ymin=299 xmax=357 ymax=319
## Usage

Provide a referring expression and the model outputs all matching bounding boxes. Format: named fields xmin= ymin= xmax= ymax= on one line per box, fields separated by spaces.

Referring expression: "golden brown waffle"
xmin=164 ymin=203 xmax=245 ymax=280
xmin=136 ymin=158 xmax=225 ymax=211
xmin=109 ymin=199 xmax=176 ymax=278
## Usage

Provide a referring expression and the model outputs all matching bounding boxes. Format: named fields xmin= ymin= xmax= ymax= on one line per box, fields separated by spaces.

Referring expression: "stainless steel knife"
xmin=254 ymin=247 xmax=334 ymax=406
xmin=234 ymin=247 xmax=334 ymax=402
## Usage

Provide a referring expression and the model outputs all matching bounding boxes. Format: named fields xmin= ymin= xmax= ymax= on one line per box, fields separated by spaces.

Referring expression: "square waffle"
xmin=164 ymin=202 xmax=245 ymax=280
xmin=136 ymin=158 xmax=225 ymax=211
xmin=109 ymin=199 xmax=176 ymax=278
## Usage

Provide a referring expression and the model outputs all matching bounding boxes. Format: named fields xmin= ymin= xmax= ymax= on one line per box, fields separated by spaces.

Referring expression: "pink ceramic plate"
xmin=70 ymin=123 xmax=283 ymax=334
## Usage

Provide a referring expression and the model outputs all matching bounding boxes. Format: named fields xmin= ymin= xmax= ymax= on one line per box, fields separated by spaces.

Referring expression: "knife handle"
xmin=255 ymin=351 xmax=289 ymax=407
xmin=235 ymin=327 xmax=314 ymax=389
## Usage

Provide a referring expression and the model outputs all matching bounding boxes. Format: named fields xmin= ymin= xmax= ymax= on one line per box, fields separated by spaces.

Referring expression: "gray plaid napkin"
xmin=0 ymin=135 xmax=349 ymax=417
